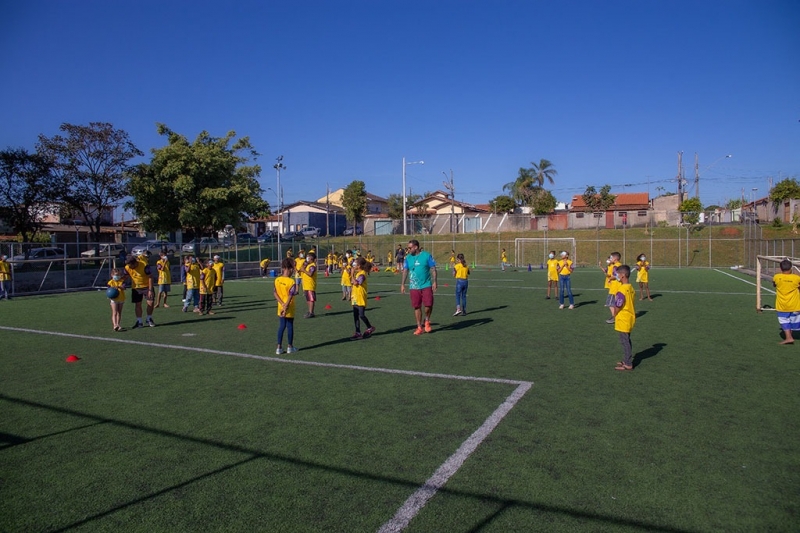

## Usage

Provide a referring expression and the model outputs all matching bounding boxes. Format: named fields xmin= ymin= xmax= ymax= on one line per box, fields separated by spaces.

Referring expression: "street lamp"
xmin=697 ymin=153 xmax=732 ymax=200
xmin=442 ymin=170 xmax=455 ymax=234
xmin=402 ymin=157 xmax=424 ymax=235
xmin=273 ymin=156 xmax=286 ymax=245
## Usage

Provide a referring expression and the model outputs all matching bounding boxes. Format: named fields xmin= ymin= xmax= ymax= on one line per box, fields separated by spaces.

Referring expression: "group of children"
xmin=105 ymin=252 xmax=226 ymax=331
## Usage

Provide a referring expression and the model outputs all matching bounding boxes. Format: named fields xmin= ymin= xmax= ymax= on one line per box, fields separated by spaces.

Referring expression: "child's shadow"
xmin=632 ymin=342 xmax=666 ymax=368
xmin=572 ymin=300 xmax=598 ymax=308
xmin=636 ymin=310 xmax=648 ymax=318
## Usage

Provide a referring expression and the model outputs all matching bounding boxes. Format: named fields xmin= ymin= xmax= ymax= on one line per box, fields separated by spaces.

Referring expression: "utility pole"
xmin=694 ymin=152 xmax=700 ymax=200
xmin=676 ymin=151 xmax=684 ymax=201
xmin=326 ymin=183 xmax=330 ymax=238
xmin=274 ymin=156 xmax=286 ymax=246
xmin=442 ymin=169 xmax=455 ymax=234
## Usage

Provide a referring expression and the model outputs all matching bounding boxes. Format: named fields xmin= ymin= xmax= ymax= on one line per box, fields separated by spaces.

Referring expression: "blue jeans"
xmin=455 ymin=279 xmax=468 ymax=312
xmin=277 ymin=317 xmax=294 ymax=346
xmin=559 ymin=275 xmax=574 ymax=306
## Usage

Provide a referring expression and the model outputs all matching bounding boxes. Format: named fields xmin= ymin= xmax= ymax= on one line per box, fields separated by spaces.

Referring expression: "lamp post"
xmin=402 ymin=157 xmax=424 ymax=235
xmin=697 ymin=153 xmax=732 ymax=201
xmin=273 ymin=156 xmax=286 ymax=246
xmin=442 ymin=170 xmax=455 ymax=234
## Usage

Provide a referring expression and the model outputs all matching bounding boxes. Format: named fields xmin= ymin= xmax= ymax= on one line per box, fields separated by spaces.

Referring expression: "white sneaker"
xmin=275 ymin=347 xmax=284 ymax=355
xmin=568 ymin=305 xmax=574 ymax=310
xmin=453 ymin=309 xmax=461 ymax=316
xmin=286 ymin=347 xmax=298 ymax=354
xmin=559 ymin=304 xmax=564 ymax=309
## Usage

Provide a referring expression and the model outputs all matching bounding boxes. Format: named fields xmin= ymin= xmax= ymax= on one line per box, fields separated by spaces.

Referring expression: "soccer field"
xmin=1 ymin=267 xmax=798 ymax=532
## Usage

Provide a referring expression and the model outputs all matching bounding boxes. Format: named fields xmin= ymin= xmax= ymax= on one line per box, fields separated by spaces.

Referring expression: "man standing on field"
xmin=400 ymin=239 xmax=437 ymax=335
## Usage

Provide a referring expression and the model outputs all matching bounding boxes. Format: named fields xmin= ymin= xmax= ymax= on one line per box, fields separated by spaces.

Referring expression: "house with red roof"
xmin=569 ymin=192 xmax=652 ymax=229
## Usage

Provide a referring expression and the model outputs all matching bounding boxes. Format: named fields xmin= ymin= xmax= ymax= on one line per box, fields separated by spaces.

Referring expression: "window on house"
xmin=593 ymin=212 xmax=602 ymax=218
xmin=618 ymin=211 xmax=627 ymax=217
xmin=637 ymin=211 xmax=647 ymax=216
xmin=576 ymin=212 xmax=585 ymax=218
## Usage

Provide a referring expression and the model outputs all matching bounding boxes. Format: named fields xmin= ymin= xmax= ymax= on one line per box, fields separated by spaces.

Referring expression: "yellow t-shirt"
xmin=773 ymin=272 xmax=800 ymax=312
xmin=0 ymin=258 xmax=10 ymax=281
xmin=211 ymin=261 xmax=224 ymax=287
xmin=260 ymin=258 xmax=271 ymax=269
xmin=454 ymin=263 xmax=470 ymax=280
xmin=547 ymin=258 xmax=559 ymax=281
xmin=125 ymin=257 xmax=152 ymax=290
xmin=274 ymin=275 xmax=297 ymax=318
xmin=294 ymin=257 xmax=305 ymax=280
xmin=614 ymin=283 xmax=637 ymax=333
xmin=185 ymin=263 xmax=201 ymax=290
xmin=351 ymin=268 xmax=369 ymax=307
xmin=200 ymin=267 xmax=216 ymax=295
xmin=157 ymin=258 xmax=171 ymax=285
xmin=107 ymin=279 xmax=126 ymax=303
xmin=341 ymin=260 xmax=352 ymax=287
xmin=301 ymin=260 xmax=317 ymax=291
xmin=557 ymin=258 xmax=573 ymax=277
xmin=636 ymin=260 xmax=650 ymax=283
xmin=606 ymin=261 xmax=621 ymax=292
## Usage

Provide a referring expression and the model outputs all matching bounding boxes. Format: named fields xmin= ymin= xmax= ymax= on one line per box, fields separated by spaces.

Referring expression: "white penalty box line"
xmin=1 ymin=326 xmax=533 ymax=533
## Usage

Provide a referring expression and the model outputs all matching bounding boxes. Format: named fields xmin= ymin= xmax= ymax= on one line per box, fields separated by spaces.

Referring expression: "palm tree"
xmin=531 ymin=159 xmax=557 ymax=187
xmin=503 ymin=167 xmax=535 ymax=206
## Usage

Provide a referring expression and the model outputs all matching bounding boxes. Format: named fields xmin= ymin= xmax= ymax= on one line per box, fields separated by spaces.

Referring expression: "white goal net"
xmin=756 ymin=255 xmax=800 ymax=312
xmin=514 ymin=238 xmax=577 ymax=269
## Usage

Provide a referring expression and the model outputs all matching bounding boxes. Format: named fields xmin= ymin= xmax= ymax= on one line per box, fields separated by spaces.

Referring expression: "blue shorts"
xmin=777 ymin=311 xmax=800 ymax=331
xmin=158 ymin=284 xmax=170 ymax=293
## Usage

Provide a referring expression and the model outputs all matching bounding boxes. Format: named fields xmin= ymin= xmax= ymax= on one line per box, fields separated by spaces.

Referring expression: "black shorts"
xmin=131 ymin=288 xmax=152 ymax=303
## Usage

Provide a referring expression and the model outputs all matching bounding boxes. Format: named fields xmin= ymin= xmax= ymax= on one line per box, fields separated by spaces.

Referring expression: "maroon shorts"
xmin=305 ymin=290 xmax=316 ymax=302
xmin=409 ymin=287 xmax=434 ymax=309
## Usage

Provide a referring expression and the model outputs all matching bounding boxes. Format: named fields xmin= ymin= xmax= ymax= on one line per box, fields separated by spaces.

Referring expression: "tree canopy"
xmin=386 ymin=192 xmax=422 ymax=219
xmin=37 ymin=122 xmax=142 ymax=243
xmin=582 ymin=185 xmax=616 ymax=211
xmin=503 ymin=159 xmax=557 ymax=209
xmin=769 ymin=177 xmax=800 ymax=203
xmin=341 ymin=180 xmax=368 ymax=229
xmin=488 ymin=194 xmax=516 ymax=214
xmin=0 ymin=147 xmax=60 ymax=242
xmin=530 ymin=188 xmax=558 ymax=215
xmin=679 ymin=197 xmax=703 ymax=225
xmin=126 ymin=124 xmax=268 ymax=237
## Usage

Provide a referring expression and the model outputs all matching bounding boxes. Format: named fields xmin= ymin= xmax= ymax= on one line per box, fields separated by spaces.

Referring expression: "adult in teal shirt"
xmin=400 ymin=239 xmax=437 ymax=335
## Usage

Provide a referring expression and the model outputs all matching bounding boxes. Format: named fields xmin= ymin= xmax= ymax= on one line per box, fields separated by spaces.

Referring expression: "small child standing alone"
xmin=274 ymin=258 xmax=298 ymax=354
xmin=453 ymin=253 xmax=470 ymax=316
xmin=107 ymin=268 xmax=126 ymax=331
xmin=634 ymin=253 xmax=652 ymax=301
xmin=773 ymin=259 xmax=800 ymax=345
xmin=613 ymin=265 xmax=636 ymax=371
xmin=350 ymin=257 xmax=376 ymax=339
xmin=546 ymin=250 xmax=559 ymax=300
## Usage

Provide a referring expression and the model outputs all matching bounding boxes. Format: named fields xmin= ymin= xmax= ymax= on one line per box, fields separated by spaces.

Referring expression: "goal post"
xmin=514 ymin=238 xmax=577 ymax=269
xmin=756 ymin=255 xmax=800 ymax=312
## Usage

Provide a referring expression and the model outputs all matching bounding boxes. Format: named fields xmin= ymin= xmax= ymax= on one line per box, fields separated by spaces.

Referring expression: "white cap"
xmin=213 ymin=255 xmax=220 ymax=260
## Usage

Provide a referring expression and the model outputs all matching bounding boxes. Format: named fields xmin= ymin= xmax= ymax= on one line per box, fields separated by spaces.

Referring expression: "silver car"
xmin=130 ymin=240 xmax=176 ymax=256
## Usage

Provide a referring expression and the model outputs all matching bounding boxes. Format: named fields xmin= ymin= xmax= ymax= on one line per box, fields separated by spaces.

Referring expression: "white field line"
xmin=378 ymin=381 xmax=532 ymax=533
xmin=1 ymin=325 xmax=533 ymax=532
xmin=713 ymin=268 xmax=775 ymax=294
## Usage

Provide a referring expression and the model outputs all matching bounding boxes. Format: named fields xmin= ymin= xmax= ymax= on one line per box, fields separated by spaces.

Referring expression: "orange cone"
xmin=66 ymin=355 xmax=80 ymax=362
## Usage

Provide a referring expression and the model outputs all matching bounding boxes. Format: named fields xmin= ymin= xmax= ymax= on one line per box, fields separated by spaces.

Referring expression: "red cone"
xmin=444 ymin=283 xmax=449 ymax=287
xmin=324 ymin=304 xmax=332 ymax=310
xmin=375 ymin=296 xmax=381 ymax=301
xmin=66 ymin=355 xmax=80 ymax=362
xmin=237 ymin=324 xmax=247 ymax=330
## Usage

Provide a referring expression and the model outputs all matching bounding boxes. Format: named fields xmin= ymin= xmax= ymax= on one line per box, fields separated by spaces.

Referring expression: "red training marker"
xmin=375 ymin=296 xmax=381 ymax=301
xmin=66 ymin=355 xmax=80 ymax=362
xmin=324 ymin=304 xmax=332 ymax=310
xmin=237 ymin=324 xmax=247 ymax=330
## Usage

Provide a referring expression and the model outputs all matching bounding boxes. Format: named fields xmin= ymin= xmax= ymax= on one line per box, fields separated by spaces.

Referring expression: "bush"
xmin=772 ymin=217 xmax=783 ymax=228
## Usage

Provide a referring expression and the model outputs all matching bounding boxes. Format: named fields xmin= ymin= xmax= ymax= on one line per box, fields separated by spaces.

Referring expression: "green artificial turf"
xmin=1 ymin=267 xmax=798 ymax=532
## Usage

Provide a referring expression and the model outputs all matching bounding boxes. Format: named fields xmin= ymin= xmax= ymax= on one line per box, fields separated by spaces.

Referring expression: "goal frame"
xmin=756 ymin=255 xmax=800 ymax=312
xmin=514 ymin=238 xmax=577 ymax=269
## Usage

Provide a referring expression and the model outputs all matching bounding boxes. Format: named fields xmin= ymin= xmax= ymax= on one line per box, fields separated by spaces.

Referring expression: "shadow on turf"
xmin=570 ymin=300 xmax=598 ymax=308
xmin=0 ymin=393 xmax=697 ymax=533
xmin=632 ymin=342 xmax=667 ymax=368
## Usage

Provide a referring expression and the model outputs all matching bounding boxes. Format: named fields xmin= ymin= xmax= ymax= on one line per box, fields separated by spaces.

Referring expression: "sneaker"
xmin=207 ymin=310 xmax=215 ymax=315
xmin=460 ymin=311 xmax=467 ymax=316
xmin=182 ymin=307 xmax=188 ymax=313
xmin=113 ymin=326 xmax=121 ymax=332
xmin=193 ymin=308 xmax=201 ymax=314
xmin=286 ymin=346 xmax=298 ymax=354
xmin=363 ymin=326 xmax=376 ymax=337
xmin=350 ymin=332 xmax=362 ymax=340
xmin=453 ymin=309 xmax=461 ymax=316
xmin=559 ymin=304 xmax=564 ymax=309
xmin=568 ymin=305 xmax=574 ymax=310
xmin=307 ymin=313 xmax=315 ymax=318
xmin=606 ymin=317 xmax=616 ymax=324
xmin=545 ymin=296 xmax=550 ymax=300
xmin=131 ymin=321 xmax=143 ymax=329
xmin=413 ymin=327 xmax=424 ymax=336
xmin=424 ymin=321 xmax=432 ymax=333
xmin=147 ymin=318 xmax=156 ymax=327
xmin=275 ymin=347 xmax=284 ymax=355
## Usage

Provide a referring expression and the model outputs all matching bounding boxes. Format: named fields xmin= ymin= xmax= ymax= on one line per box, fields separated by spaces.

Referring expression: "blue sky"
xmin=2 ymin=0 xmax=798 ymax=214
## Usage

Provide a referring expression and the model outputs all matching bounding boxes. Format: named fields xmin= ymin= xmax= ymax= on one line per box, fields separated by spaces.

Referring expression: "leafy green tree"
xmin=341 ymin=180 xmax=367 ymax=230
xmin=0 ymin=147 xmax=60 ymax=243
xmin=387 ymin=192 xmax=421 ymax=219
xmin=503 ymin=167 xmax=535 ymax=206
xmin=126 ymin=124 xmax=268 ymax=239
xmin=530 ymin=188 xmax=557 ymax=215
xmin=679 ymin=197 xmax=703 ymax=225
xmin=582 ymin=185 xmax=616 ymax=211
xmin=37 ymin=122 xmax=143 ymax=243
xmin=488 ymin=194 xmax=516 ymax=213
xmin=725 ymin=198 xmax=743 ymax=210
xmin=769 ymin=177 xmax=800 ymax=203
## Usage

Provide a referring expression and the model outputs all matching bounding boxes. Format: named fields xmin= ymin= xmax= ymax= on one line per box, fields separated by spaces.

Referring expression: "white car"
xmin=81 ymin=243 xmax=127 ymax=262
xmin=300 ymin=226 xmax=322 ymax=238
xmin=9 ymin=247 xmax=69 ymax=268
xmin=130 ymin=240 xmax=176 ymax=256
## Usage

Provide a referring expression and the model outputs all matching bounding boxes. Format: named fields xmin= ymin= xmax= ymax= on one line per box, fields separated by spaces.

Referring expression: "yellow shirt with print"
xmin=157 ymin=258 xmax=171 ymax=285
xmin=185 ymin=263 xmax=201 ymax=290
xmin=351 ymin=268 xmax=369 ymax=307
xmin=274 ymin=275 xmax=297 ymax=318
xmin=454 ymin=263 xmax=469 ymax=280
xmin=107 ymin=278 xmax=126 ymax=303
xmin=211 ymin=261 xmax=224 ymax=287
xmin=547 ymin=258 xmax=559 ymax=281
xmin=125 ymin=257 xmax=152 ymax=290
xmin=605 ymin=261 xmax=621 ymax=292
xmin=614 ymin=283 xmax=636 ymax=333
xmin=301 ymin=261 xmax=317 ymax=291
xmin=774 ymin=272 xmax=800 ymax=312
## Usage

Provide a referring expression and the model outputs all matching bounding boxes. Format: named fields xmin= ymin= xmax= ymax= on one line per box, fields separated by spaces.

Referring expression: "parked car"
xmin=223 ymin=232 xmax=258 ymax=246
xmin=300 ymin=226 xmax=322 ymax=238
xmin=182 ymin=237 xmax=219 ymax=254
xmin=279 ymin=231 xmax=304 ymax=241
xmin=9 ymin=247 xmax=69 ymax=268
xmin=80 ymin=243 xmax=127 ymax=263
xmin=257 ymin=231 xmax=278 ymax=243
xmin=343 ymin=226 xmax=363 ymax=236
xmin=130 ymin=240 xmax=176 ymax=256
